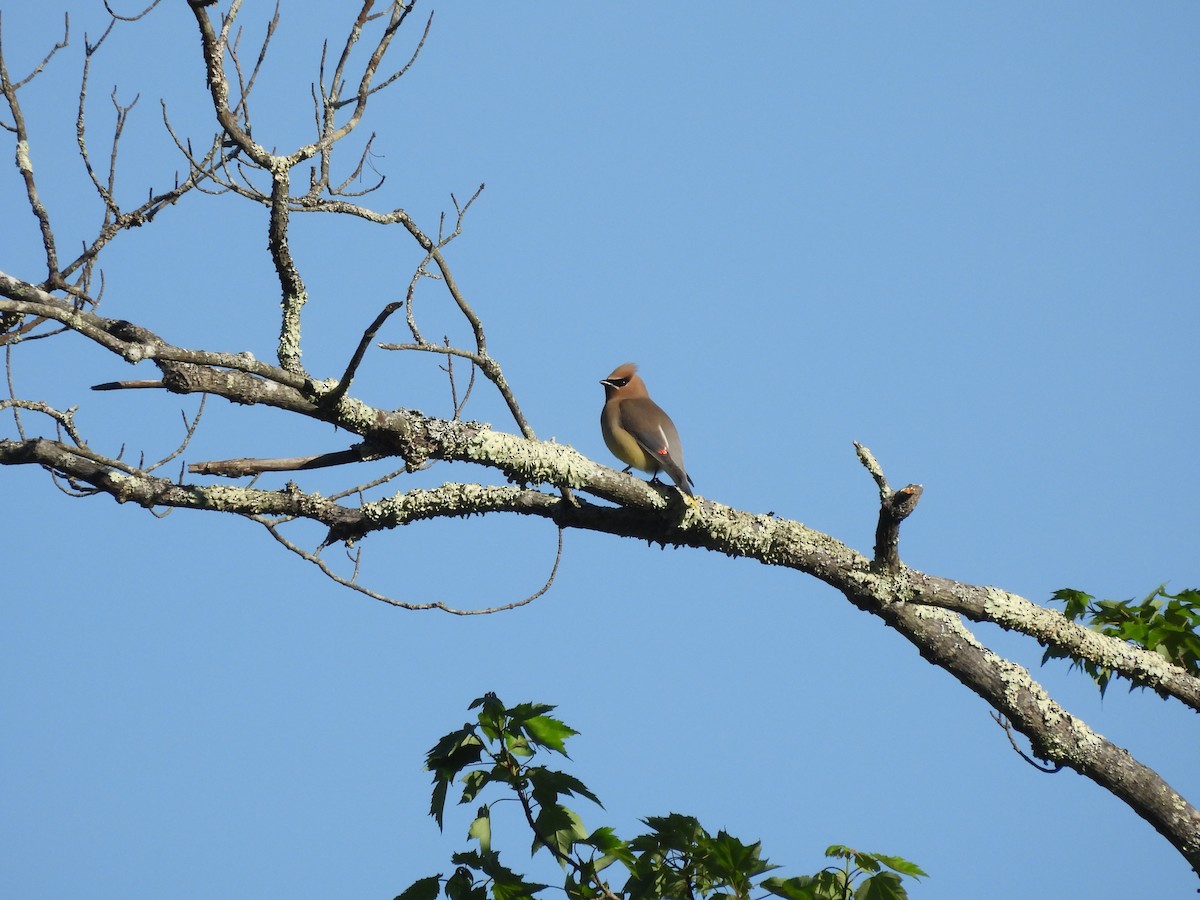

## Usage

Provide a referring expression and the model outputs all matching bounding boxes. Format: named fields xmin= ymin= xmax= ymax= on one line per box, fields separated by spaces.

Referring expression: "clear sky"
xmin=2 ymin=2 xmax=1198 ymax=898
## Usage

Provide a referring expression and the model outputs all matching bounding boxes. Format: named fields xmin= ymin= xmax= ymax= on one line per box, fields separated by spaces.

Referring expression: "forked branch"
xmin=854 ymin=440 xmax=923 ymax=572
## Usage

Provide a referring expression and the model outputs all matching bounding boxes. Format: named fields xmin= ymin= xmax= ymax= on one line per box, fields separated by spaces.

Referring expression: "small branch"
xmin=0 ymin=435 xmax=365 ymax=526
xmin=991 ymin=713 xmax=1064 ymax=773
xmin=357 ymin=9 xmax=433 ymax=101
xmin=54 ymin=9 xmax=243 ymax=284
xmin=324 ymin=300 xmax=403 ymax=406
xmin=0 ymin=310 xmax=48 ymax=346
xmin=228 ymin=1 xmax=278 ymax=123
xmin=854 ymin=440 xmax=922 ymax=573
xmin=76 ymin=21 xmax=126 ymax=223
xmin=0 ymin=13 xmax=70 ymax=278
xmin=382 ymin=336 xmax=538 ymax=443
xmin=315 ymin=188 xmax=536 ymax=439
xmin=92 ymin=379 xmax=166 ymax=390
xmin=258 ymin=516 xmax=565 ymax=615
xmin=4 ymin=345 xmax=26 ymax=438
xmin=0 ymin=278 xmax=310 ymax=396
xmin=307 ymin=0 xmax=412 ymax=156
xmin=441 ymin=337 xmax=476 ymax=420
xmin=189 ymin=443 xmax=383 ymax=477
xmin=145 ymin=394 xmax=206 ymax=474
xmin=189 ymin=0 xmax=270 ymax=168
xmin=102 ymin=1 xmax=165 ymax=24
xmin=0 ymin=398 xmax=85 ymax=446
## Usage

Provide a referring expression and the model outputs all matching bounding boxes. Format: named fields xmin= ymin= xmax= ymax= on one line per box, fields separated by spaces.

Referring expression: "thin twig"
xmin=991 ymin=713 xmax=1064 ymax=773
xmin=146 ymin=394 xmax=206 ymax=473
xmin=102 ymin=0 xmax=165 ymax=24
xmin=441 ymin=336 xmax=477 ymax=420
xmin=189 ymin=443 xmax=382 ymax=477
xmin=256 ymin=518 xmax=565 ymax=615
xmin=324 ymin=300 xmax=404 ymax=406
xmin=0 ymin=13 xmax=69 ymax=277
xmin=4 ymin=345 xmax=26 ymax=439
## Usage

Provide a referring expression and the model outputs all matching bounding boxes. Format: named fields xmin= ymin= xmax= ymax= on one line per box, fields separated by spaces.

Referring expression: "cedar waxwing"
xmin=599 ymin=363 xmax=695 ymax=499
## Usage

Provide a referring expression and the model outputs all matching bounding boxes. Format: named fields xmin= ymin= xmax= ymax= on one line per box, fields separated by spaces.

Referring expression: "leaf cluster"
xmin=397 ymin=694 xmax=925 ymax=900
xmin=1044 ymin=586 xmax=1200 ymax=696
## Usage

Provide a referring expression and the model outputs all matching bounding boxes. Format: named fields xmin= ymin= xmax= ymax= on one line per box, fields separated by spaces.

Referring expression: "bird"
xmin=599 ymin=362 xmax=695 ymax=501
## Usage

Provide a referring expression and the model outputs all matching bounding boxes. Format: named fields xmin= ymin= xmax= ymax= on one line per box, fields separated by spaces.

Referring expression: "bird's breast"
xmin=601 ymin=404 xmax=658 ymax=473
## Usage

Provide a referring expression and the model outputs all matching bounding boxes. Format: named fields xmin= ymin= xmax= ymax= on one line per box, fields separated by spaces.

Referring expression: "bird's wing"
xmin=620 ymin=398 xmax=694 ymax=491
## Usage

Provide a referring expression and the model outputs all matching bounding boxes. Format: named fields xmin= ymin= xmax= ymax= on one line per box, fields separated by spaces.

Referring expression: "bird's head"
xmin=600 ymin=362 xmax=646 ymax=399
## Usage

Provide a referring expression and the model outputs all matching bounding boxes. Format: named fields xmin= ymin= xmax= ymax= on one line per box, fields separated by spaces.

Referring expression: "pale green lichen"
xmin=363 ymin=482 xmax=514 ymax=528
xmin=465 ymin=427 xmax=593 ymax=488
xmin=725 ymin=513 xmax=788 ymax=563
xmin=308 ymin=378 xmax=339 ymax=394
xmin=16 ymin=140 xmax=31 ymax=173
xmin=989 ymin=648 xmax=1107 ymax=762
xmin=981 ymin=585 xmax=1022 ymax=620
xmin=328 ymin=395 xmax=378 ymax=432
xmin=277 ymin=290 xmax=308 ymax=368
xmin=200 ymin=483 xmax=260 ymax=512
xmin=984 ymin=585 xmax=1176 ymax=688
xmin=104 ymin=470 xmax=136 ymax=503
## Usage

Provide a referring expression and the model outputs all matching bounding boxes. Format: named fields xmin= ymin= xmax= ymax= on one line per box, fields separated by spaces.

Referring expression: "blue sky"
xmin=2 ymin=2 xmax=1198 ymax=897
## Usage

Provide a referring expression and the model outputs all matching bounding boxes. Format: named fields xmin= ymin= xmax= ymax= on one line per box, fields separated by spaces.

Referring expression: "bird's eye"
xmin=614 ymin=378 xmax=629 ymax=387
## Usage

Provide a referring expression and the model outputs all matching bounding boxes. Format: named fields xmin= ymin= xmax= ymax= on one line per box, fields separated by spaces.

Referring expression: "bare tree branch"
xmin=0 ymin=13 xmax=70 ymax=278
xmin=258 ymin=517 xmax=564 ymax=615
xmin=854 ymin=440 xmax=924 ymax=572
xmin=189 ymin=444 xmax=384 ymax=477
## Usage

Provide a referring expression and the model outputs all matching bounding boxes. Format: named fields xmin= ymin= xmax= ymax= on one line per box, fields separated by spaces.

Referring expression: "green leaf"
xmin=505 ymin=702 xmax=558 ymax=724
xmin=583 ymin=826 xmax=626 ymax=855
xmin=623 ymin=815 xmax=715 ymax=900
xmin=452 ymin=849 xmax=548 ymax=900
xmin=445 ymin=866 xmax=484 ymax=900
xmin=505 ymin=734 xmax=535 ymax=759
xmin=1051 ymin=588 xmax=1093 ymax=620
xmin=856 ymin=871 xmax=906 ymax=900
xmin=521 ymin=714 xmax=579 ymax=756
xmin=486 ymin=761 xmax=522 ymax=792
xmin=393 ymin=874 xmax=441 ymax=900
xmin=459 ymin=769 xmax=492 ymax=805
xmin=430 ymin=777 xmax=450 ymax=830
xmin=761 ymin=875 xmax=825 ymax=900
xmin=870 ymin=855 xmax=927 ymax=878
xmin=633 ymin=813 xmax=707 ymax=852
xmin=493 ymin=882 xmax=546 ymax=900
xmin=527 ymin=767 xmax=603 ymax=810
xmin=769 ymin=870 xmax=847 ymax=900
xmin=704 ymin=829 xmax=778 ymax=888
xmin=1046 ymin=585 xmax=1200 ymax=695
xmin=475 ymin=693 xmax=508 ymax=740
xmin=847 ymin=849 xmax=881 ymax=873
xmin=585 ymin=827 xmax=634 ymax=871
xmin=468 ymin=808 xmax=491 ymax=853
xmin=811 ymin=870 xmax=851 ymax=899
xmin=426 ymin=726 xmax=486 ymax=827
xmin=426 ymin=727 xmax=485 ymax=775
xmin=533 ymin=804 xmax=588 ymax=861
